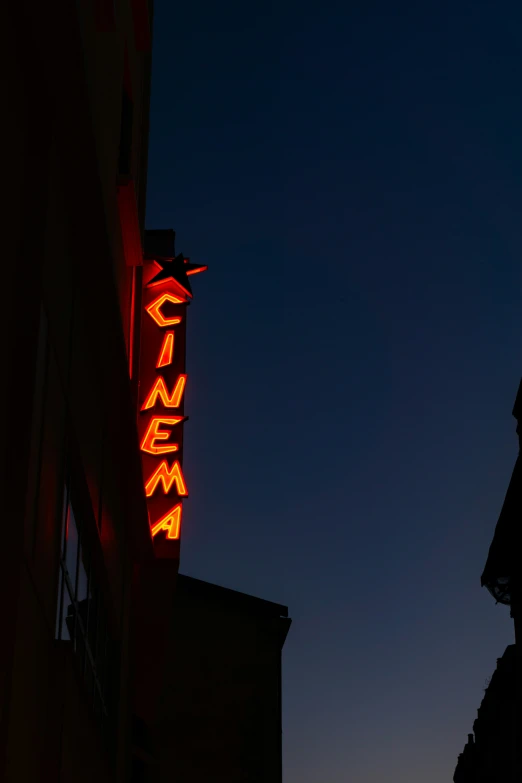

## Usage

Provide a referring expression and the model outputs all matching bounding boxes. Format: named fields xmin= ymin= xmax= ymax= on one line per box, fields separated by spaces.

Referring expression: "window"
xmin=55 ymin=483 xmax=112 ymax=733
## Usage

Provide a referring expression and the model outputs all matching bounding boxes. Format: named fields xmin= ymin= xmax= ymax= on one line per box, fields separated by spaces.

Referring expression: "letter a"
xmin=151 ymin=503 xmax=182 ymax=540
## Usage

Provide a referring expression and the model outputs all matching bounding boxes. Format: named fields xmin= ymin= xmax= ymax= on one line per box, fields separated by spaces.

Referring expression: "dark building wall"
xmin=454 ymin=645 xmax=517 ymax=783
xmin=154 ymin=575 xmax=291 ymax=783
xmin=480 ymin=380 xmax=522 ymax=780
xmin=1 ymin=2 xmax=153 ymax=781
xmin=2 ymin=5 xmax=291 ymax=783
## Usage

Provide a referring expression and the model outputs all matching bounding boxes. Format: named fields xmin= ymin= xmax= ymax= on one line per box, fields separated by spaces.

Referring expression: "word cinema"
xmin=138 ymin=245 xmax=207 ymax=556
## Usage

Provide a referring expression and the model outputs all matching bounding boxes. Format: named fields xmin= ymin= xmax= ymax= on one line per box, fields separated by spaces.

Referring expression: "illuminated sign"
xmin=138 ymin=238 xmax=207 ymax=557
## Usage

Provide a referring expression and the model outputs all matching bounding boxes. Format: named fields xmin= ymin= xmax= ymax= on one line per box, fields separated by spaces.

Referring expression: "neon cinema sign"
xmin=138 ymin=249 xmax=207 ymax=554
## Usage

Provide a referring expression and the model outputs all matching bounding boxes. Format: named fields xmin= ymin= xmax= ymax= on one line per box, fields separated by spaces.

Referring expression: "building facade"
xmin=2 ymin=3 xmax=290 ymax=782
xmin=155 ymin=575 xmax=292 ymax=783
xmin=3 ymin=1 xmax=155 ymax=781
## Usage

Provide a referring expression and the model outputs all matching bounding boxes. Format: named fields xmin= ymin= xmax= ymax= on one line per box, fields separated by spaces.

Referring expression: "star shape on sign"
xmin=146 ymin=253 xmax=208 ymax=298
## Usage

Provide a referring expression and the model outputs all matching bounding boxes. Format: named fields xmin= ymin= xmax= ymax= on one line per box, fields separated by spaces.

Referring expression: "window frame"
xmin=55 ymin=477 xmax=113 ymax=734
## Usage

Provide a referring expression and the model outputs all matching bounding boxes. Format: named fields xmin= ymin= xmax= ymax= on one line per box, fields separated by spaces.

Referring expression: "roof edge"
xmin=177 ymin=573 xmax=289 ymax=618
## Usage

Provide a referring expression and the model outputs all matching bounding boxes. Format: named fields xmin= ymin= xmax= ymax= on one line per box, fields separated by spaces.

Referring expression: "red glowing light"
xmin=144 ymin=460 xmax=188 ymax=497
xmin=185 ymin=263 xmax=208 ymax=276
xmin=145 ymin=293 xmax=184 ymax=328
xmin=140 ymin=416 xmax=185 ymax=455
xmin=156 ymin=331 xmax=175 ymax=368
xmin=141 ymin=375 xmax=187 ymax=411
xmin=151 ymin=503 xmax=182 ymax=539
xmin=129 ymin=267 xmax=136 ymax=378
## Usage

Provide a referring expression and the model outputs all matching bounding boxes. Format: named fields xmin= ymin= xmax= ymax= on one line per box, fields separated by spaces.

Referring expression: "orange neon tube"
xmin=185 ymin=264 xmax=208 ymax=276
xmin=151 ymin=503 xmax=182 ymax=540
xmin=145 ymin=293 xmax=184 ymax=328
xmin=144 ymin=460 xmax=188 ymax=497
xmin=140 ymin=416 xmax=185 ymax=455
xmin=157 ymin=331 xmax=175 ymax=368
xmin=141 ymin=375 xmax=187 ymax=411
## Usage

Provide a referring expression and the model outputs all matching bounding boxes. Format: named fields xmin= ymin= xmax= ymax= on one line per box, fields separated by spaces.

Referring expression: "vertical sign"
xmin=138 ymin=244 xmax=207 ymax=558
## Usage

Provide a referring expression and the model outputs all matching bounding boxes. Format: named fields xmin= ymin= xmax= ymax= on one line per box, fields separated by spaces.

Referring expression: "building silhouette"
xmin=454 ymin=645 xmax=517 ymax=783
xmin=454 ymin=380 xmax=522 ymax=782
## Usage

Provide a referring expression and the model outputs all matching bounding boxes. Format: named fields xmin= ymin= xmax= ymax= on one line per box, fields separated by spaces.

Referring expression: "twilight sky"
xmin=145 ymin=2 xmax=520 ymax=780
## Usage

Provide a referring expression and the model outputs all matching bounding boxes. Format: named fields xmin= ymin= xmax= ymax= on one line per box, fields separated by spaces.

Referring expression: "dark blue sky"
xmin=145 ymin=2 xmax=520 ymax=780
